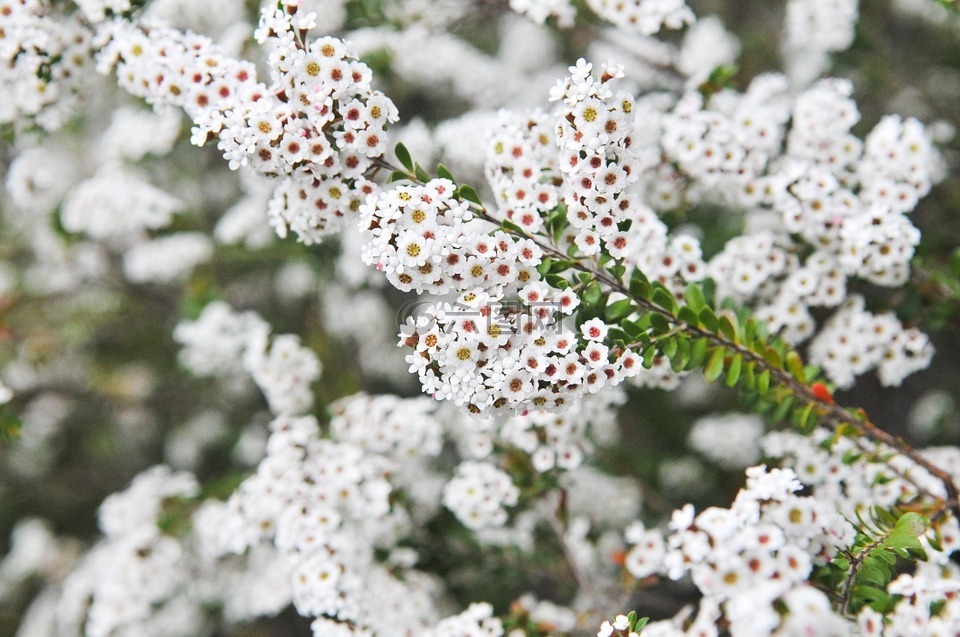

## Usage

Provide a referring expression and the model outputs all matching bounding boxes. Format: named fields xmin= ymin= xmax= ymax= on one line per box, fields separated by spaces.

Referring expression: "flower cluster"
xmin=551 ymin=59 xmax=641 ymax=257
xmin=707 ymin=232 xmax=795 ymax=303
xmin=53 ymin=466 xmax=202 ymax=637
xmin=597 ymin=614 xmax=642 ymax=637
xmin=122 ymin=232 xmax=213 ymax=284
xmin=628 ymin=68 xmax=939 ymax=387
xmin=688 ymin=413 xmax=764 ymax=470
xmin=508 ymin=0 xmax=576 ymax=28
xmin=99 ymin=5 xmax=399 ymax=245
xmin=173 ymin=301 xmax=270 ymax=378
xmin=0 ymin=0 xmax=92 ymax=131
xmin=762 ymin=428 xmax=960 ymax=517
xmin=659 ymin=74 xmax=790 ymax=202
xmin=244 ymin=332 xmax=322 ymax=416
xmin=329 ymin=392 xmax=443 ymax=459
xmin=361 ymin=178 xmax=544 ymax=296
xmin=428 ymin=602 xmax=503 ymax=637
xmin=781 ymin=81 xmax=933 ymax=289
xmin=585 ymin=0 xmax=694 ymax=36
xmin=232 ymin=9 xmax=397 ymax=242
xmin=400 ymin=291 xmax=642 ymax=416
xmin=486 ymin=109 xmax=562 ymax=234
xmin=174 ymin=301 xmax=321 ymax=415
xmin=97 ymin=20 xmax=259 ymax=124
xmin=220 ymin=414 xmax=443 ymax=637
xmin=74 ymin=0 xmax=131 ymax=24
xmin=60 ymin=166 xmax=184 ymax=245
xmin=442 ymin=461 xmax=520 ymax=530
xmin=762 ymin=430 xmax=960 ymax=634
xmin=752 ymin=250 xmax=847 ymax=344
xmin=497 ymin=388 xmax=625 ymax=472
xmin=626 ymin=466 xmax=855 ymax=636
xmin=0 ymin=517 xmax=74 ymax=592
xmin=808 ymin=295 xmax=934 ymax=389
xmin=99 ymin=106 xmax=183 ymax=162
xmin=862 ymin=562 xmax=960 ymax=636
xmin=549 ymin=60 xmax=708 ymax=298
xmin=783 ymin=0 xmax=859 ymax=86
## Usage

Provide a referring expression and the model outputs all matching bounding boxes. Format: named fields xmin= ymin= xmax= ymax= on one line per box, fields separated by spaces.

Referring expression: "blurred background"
xmin=1 ymin=0 xmax=960 ymax=633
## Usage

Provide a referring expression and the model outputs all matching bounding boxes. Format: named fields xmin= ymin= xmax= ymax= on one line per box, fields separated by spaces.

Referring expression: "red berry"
xmin=811 ymin=382 xmax=835 ymax=405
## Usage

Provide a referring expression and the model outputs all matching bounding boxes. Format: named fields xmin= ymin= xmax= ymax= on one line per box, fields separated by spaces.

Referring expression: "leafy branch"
xmin=827 ymin=509 xmax=929 ymax=617
xmin=377 ymin=147 xmax=960 ymax=522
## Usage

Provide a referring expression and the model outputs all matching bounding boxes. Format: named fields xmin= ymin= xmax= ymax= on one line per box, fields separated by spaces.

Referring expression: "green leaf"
xmin=718 ymin=314 xmax=738 ymax=343
xmin=763 ymin=345 xmax=782 ymax=369
xmin=725 ymin=353 xmax=742 ymax=387
xmin=650 ymin=312 xmax=671 ymax=334
xmin=931 ymin=599 xmax=947 ymax=617
xmin=606 ymin=299 xmax=635 ymax=322
xmin=642 ymin=345 xmax=657 ymax=369
xmin=862 ymin=555 xmax=891 ymax=578
xmin=662 ymin=337 xmax=678 ymax=359
xmin=501 ymin=219 xmax=526 ymax=235
xmin=458 ymin=184 xmax=482 ymax=206
xmin=876 ymin=508 xmax=901 ymax=530
xmin=545 ymin=274 xmax=569 ymax=289
xmin=395 ymin=143 xmax=414 ymax=171
xmin=414 ymin=163 xmax=431 ymax=183
xmin=672 ymin=337 xmax=691 ymax=371
xmin=652 ymin=287 xmax=678 ymax=314
xmin=629 ymin=268 xmax=650 ymax=299
xmin=842 ymin=450 xmax=861 ymax=465
xmin=853 ymin=585 xmax=892 ymax=612
xmin=677 ymin=306 xmax=699 ymax=326
xmin=436 ymin=163 xmax=455 ymax=182
xmin=699 ymin=307 xmax=718 ymax=331
xmin=704 ymin=348 xmax=725 ymax=383
xmin=684 ymin=282 xmax=707 ymax=312
xmin=607 ymin=328 xmax=629 ymax=345
xmin=387 ymin=170 xmax=409 ymax=183
xmin=583 ymin=282 xmax=602 ymax=306
xmin=772 ymin=395 xmax=796 ymax=423
xmin=757 ymin=369 xmax=771 ymax=392
xmin=700 ymin=278 xmax=717 ymax=305
xmin=622 ymin=319 xmax=643 ymax=339
xmin=893 ymin=512 xmax=927 ymax=538
xmin=743 ymin=360 xmax=756 ymax=389
xmin=857 ymin=566 xmax=888 ymax=587
xmin=786 ymin=351 xmax=805 ymax=381
xmin=698 ymin=64 xmax=738 ymax=99
xmin=796 ymin=402 xmax=816 ymax=434
xmin=689 ymin=338 xmax=709 ymax=369
xmin=743 ymin=317 xmax=759 ymax=344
